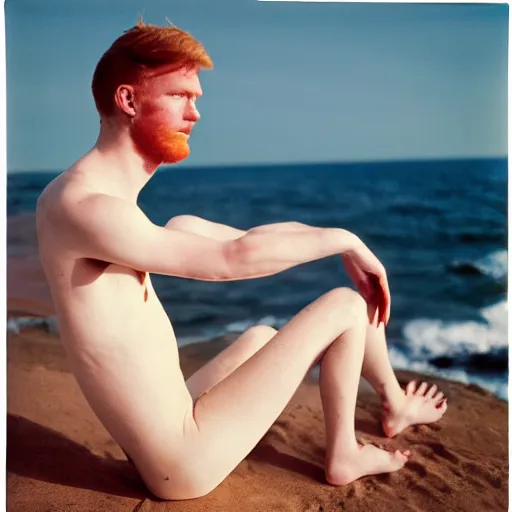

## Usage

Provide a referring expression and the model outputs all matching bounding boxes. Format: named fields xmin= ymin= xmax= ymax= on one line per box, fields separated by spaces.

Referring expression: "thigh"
xmin=183 ymin=289 xmax=365 ymax=490
xmin=186 ymin=325 xmax=277 ymax=401
xmin=140 ymin=287 xmax=367 ymax=500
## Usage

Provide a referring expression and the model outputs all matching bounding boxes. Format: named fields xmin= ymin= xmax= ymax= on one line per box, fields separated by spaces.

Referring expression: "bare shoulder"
xmin=37 ymin=165 xmax=91 ymax=215
xmin=37 ymin=162 xmax=232 ymax=279
xmin=36 ymin=165 xmax=113 ymax=254
xmin=36 ymin=164 xmax=164 ymax=270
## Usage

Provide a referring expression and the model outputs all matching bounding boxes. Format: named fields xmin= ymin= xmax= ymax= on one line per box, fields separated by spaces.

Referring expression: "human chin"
xmin=131 ymin=121 xmax=190 ymax=164
xmin=159 ymin=131 xmax=191 ymax=164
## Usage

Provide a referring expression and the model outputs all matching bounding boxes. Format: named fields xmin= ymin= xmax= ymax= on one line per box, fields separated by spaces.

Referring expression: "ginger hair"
xmin=91 ymin=18 xmax=213 ymax=118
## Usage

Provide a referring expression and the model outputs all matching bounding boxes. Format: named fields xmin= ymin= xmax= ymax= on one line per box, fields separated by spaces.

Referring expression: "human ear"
xmin=115 ymin=85 xmax=136 ymax=117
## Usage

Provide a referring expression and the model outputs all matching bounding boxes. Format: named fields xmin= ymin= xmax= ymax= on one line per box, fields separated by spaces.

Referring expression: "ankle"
xmin=379 ymin=383 xmax=406 ymax=410
xmin=326 ymin=438 xmax=359 ymax=463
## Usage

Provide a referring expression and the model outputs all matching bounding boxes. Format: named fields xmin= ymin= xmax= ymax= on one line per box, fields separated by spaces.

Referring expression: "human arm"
xmin=60 ymin=194 xmax=355 ymax=279
xmin=165 ymin=215 xmax=390 ymax=324
xmin=165 ymin=215 xmax=247 ymax=240
xmin=62 ymin=195 xmax=388 ymax=323
xmin=164 ymin=215 xmax=312 ymax=240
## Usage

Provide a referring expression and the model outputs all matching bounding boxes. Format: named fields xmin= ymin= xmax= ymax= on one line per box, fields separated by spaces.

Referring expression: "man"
xmin=36 ymin=20 xmax=447 ymax=500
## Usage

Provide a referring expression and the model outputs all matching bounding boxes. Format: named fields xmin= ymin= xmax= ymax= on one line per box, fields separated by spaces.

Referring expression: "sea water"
xmin=7 ymin=158 xmax=508 ymax=400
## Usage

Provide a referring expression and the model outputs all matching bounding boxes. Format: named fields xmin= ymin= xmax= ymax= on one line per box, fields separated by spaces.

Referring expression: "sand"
xmin=6 ymin=213 xmax=509 ymax=511
xmin=6 ymin=325 xmax=508 ymax=512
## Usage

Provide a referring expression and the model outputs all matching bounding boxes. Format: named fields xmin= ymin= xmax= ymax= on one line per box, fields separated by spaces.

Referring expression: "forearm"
xmin=225 ymin=226 xmax=361 ymax=280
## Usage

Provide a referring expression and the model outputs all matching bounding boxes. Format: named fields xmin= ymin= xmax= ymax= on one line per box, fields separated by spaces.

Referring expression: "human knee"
xmin=322 ymin=287 xmax=367 ymax=324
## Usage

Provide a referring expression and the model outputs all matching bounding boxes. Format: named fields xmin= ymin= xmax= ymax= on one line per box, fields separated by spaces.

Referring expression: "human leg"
xmin=146 ymin=288 xmax=408 ymax=500
xmin=185 ymin=324 xmax=277 ymax=401
xmin=360 ymin=303 xmax=448 ymax=437
xmin=185 ymin=300 xmax=447 ymax=459
xmin=318 ymin=314 xmax=409 ymax=485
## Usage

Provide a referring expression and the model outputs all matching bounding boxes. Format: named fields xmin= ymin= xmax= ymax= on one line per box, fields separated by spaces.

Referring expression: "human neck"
xmin=87 ymin=118 xmax=161 ymax=203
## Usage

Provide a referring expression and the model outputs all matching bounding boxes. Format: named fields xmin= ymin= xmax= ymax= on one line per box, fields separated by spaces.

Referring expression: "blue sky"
xmin=5 ymin=0 xmax=509 ymax=172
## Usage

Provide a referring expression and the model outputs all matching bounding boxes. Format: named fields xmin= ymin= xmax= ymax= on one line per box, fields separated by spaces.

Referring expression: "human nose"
xmin=185 ymin=99 xmax=200 ymax=122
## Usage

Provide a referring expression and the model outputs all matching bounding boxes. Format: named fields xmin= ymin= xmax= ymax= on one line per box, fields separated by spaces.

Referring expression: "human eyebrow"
xmin=167 ymin=89 xmax=202 ymax=99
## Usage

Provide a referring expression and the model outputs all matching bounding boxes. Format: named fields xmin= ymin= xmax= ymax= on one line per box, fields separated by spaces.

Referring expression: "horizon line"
xmin=7 ymin=154 xmax=508 ymax=174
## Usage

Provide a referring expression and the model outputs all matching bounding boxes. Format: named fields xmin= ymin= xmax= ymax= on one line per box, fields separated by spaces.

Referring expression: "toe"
xmin=416 ymin=382 xmax=428 ymax=396
xmin=433 ymin=391 xmax=444 ymax=402
xmin=393 ymin=450 xmax=408 ymax=464
xmin=406 ymin=381 xmax=417 ymax=395
xmin=425 ymin=385 xmax=438 ymax=399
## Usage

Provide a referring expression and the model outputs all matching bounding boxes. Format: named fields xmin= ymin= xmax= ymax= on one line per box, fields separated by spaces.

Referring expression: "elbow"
xmin=222 ymin=235 xmax=258 ymax=280
xmin=165 ymin=215 xmax=198 ymax=231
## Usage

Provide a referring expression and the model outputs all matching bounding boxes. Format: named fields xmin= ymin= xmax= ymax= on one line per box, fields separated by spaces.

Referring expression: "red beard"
xmin=130 ymin=118 xmax=190 ymax=164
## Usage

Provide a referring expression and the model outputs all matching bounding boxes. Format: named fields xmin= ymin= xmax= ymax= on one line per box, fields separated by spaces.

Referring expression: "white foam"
xmin=481 ymin=300 xmax=508 ymax=333
xmin=310 ymin=345 xmax=508 ymax=401
xmin=7 ymin=316 xmax=59 ymax=335
xmin=399 ymin=300 xmax=508 ymax=400
xmin=176 ymin=316 xmax=291 ymax=348
xmin=389 ymin=345 xmax=508 ymax=400
xmin=224 ymin=315 xmax=290 ymax=333
xmin=475 ymin=249 xmax=508 ymax=281
xmin=402 ymin=299 xmax=508 ymax=360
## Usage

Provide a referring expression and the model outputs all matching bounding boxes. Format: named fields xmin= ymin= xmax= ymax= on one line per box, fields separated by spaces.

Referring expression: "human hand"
xmin=341 ymin=241 xmax=390 ymax=326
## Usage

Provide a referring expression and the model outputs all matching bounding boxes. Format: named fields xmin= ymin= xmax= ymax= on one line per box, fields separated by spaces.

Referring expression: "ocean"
xmin=7 ymin=158 xmax=508 ymax=400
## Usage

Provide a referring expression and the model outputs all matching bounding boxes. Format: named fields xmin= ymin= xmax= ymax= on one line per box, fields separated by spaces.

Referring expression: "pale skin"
xmin=35 ymin=65 xmax=447 ymax=500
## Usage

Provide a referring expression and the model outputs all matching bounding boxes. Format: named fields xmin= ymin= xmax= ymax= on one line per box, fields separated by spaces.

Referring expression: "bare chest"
xmin=45 ymin=255 xmax=177 ymax=357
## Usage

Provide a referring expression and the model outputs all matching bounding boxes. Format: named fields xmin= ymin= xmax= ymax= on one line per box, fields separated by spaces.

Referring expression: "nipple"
xmin=136 ymin=270 xmax=149 ymax=302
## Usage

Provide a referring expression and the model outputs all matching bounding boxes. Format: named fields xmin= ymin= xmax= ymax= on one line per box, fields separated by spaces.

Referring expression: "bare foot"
xmin=382 ymin=381 xmax=448 ymax=438
xmin=326 ymin=444 xmax=410 ymax=486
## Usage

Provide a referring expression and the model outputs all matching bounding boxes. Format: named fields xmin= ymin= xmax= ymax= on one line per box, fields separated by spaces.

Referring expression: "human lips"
xmin=178 ymin=128 xmax=192 ymax=138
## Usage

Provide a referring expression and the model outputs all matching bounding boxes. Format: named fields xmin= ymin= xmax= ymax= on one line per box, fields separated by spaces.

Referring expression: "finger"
xmin=379 ymin=287 xmax=388 ymax=325
xmin=380 ymin=271 xmax=391 ymax=326
xmin=363 ymin=279 xmax=376 ymax=305
xmin=372 ymin=272 xmax=388 ymax=327
xmin=368 ymin=273 xmax=384 ymax=326
xmin=371 ymin=269 xmax=390 ymax=326
xmin=379 ymin=279 xmax=387 ymax=326
xmin=366 ymin=298 xmax=378 ymax=326
xmin=348 ymin=261 xmax=373 ymax=304
xmin=373 ymin=276 xmax=383 ymax=326
xmin=363 ymin=276 xmax=377 ymax=308
xmin=380 ymin=291 xmax=386 ymax=326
